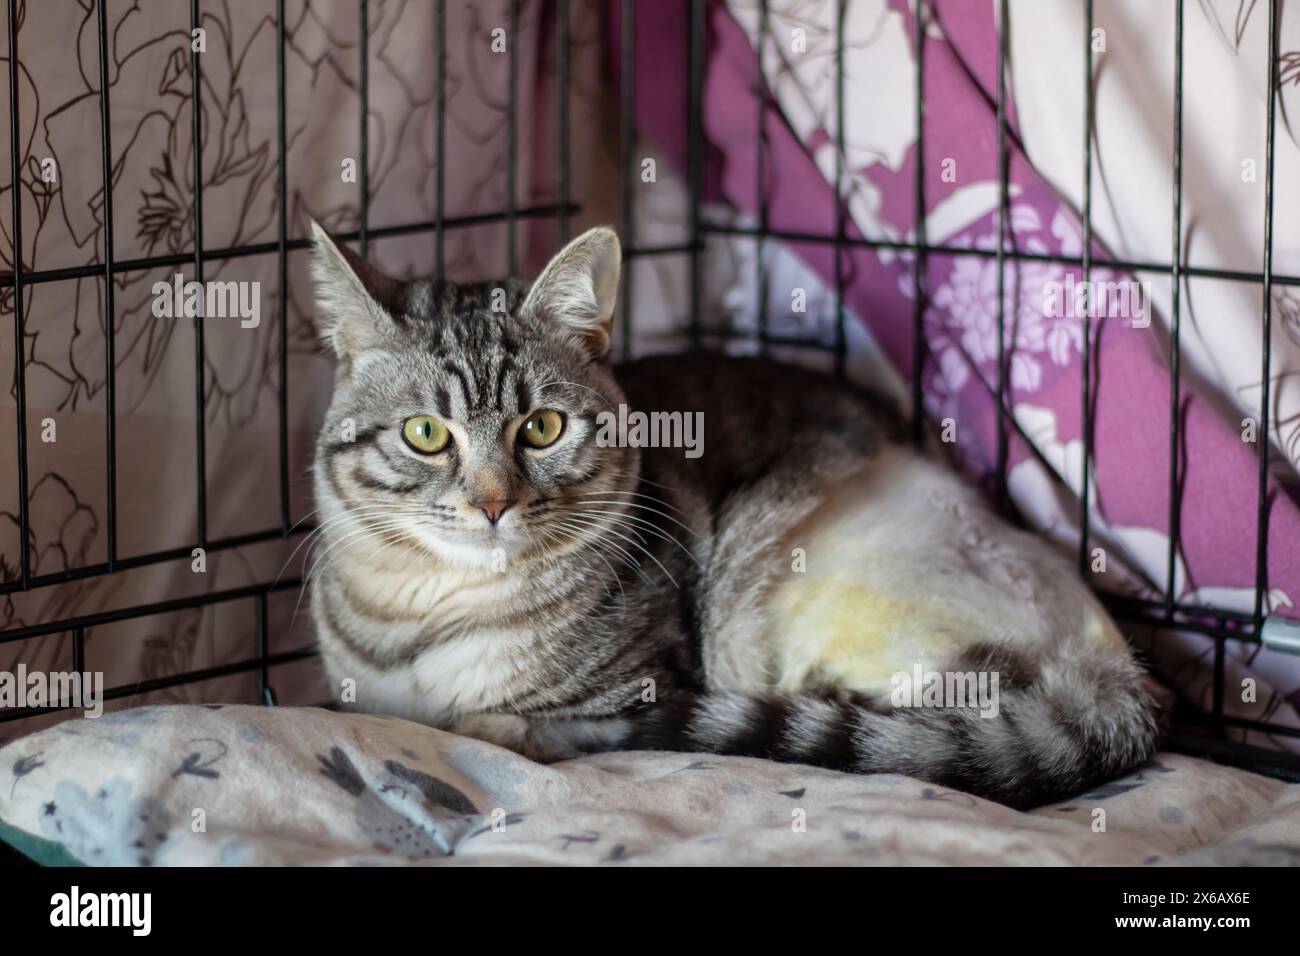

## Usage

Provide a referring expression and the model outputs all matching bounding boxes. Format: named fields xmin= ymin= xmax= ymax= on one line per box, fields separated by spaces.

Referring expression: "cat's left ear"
xmin=520 ymin=226 xmax=621 ymax=360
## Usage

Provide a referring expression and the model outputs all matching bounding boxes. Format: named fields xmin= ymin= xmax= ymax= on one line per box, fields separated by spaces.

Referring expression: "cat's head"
xmin=307 ymin=223 xmax=637 ymax=569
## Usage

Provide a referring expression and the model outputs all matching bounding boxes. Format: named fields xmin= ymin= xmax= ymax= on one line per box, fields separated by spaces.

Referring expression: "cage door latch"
xmin=1261 ymin=615 xmax=1300 ymax=655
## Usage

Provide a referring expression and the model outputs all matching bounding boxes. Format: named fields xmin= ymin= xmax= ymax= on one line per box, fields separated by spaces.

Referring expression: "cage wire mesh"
xmin=0 ymin=0 xmax=1298 ymax=780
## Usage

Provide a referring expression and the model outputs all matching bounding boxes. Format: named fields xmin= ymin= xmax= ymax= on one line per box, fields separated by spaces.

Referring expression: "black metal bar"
xmin=277 ymin=0 xmax=290 ymax=534
xmin=72 ymin=627 xmax=85 ymax=675
xmin=0 ymin=207 xmax=577 ymax=295
xmin=647 ymin=223 xmax=1300 ymax=287
xmin=755 ymin=0 xmax=768 ymax=351
xmin=1103 ymin=602 xmax=1255 ymax=642
xmin=833 ymin=0 xmax=847 ymax=379
xmin=506 ymin=0 xmax=518 ymax=274
xmin=1097 ymin=590 xmax=1258 ymax=634
xmin=556 ymin=0 xmax=570 ymax=243
xmin=255 ymin=592 xmax=268 ymax=704
xmin=190 ymin=0 xmax=207 ymax=547
xmin=1078 ymin=0 xmax=1093 ymax=577
xmin=1166 ymin=0 xmax=1185 ymax=611
xmin=97 ymin=0 xmax=118 ymax=571
xmin=436 ymin=0 xmax=446 ymax=281
xmin=994 ymin=0 xmax=1009 ymax=512
xmin=1165 ymin=732 xmax=1300 ymax=780
xmin=625 ymin=242 xmax=697 ymax=258
xmin=10 ymin=222 xmax=1300 ymax=292
xmin=619 ymin=0 xmax=635 ymax=359
xmin=1254 ymin=0 xmax=1278 ymax=625
xmin=697 ymin=328 xmax=840 ymax=350
xmin=0 ymin=647 xmax=318 ymax=723
xmin=0 ymin=525 xmax=309 ymax=598
xmin=911 ymin=0 xmax=926 ymax=445
xmin=0 ymin=578 xmax=304 ymax=643
xmin=359 ymin=0 xmax=369 ymax=257
xmin=1213 ymin=630 xmax=1226 ymax=726
xmin=7 ymin=0 xmax=30 ymax=588
xmin=1098 ymin=589 xmax=1257 ymax=626
xmin=687 ymin=0 xmax=704 ymax=348
xmin=1182 ymin=711 xmax=1300 ymax=742
xmin=1175 ymin=711 xmax=1300 ymax=742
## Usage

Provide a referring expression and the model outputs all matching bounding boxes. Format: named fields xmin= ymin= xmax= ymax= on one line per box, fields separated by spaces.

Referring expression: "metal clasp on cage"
xmin=1261 ymin=615 xmax=1300 ymax=655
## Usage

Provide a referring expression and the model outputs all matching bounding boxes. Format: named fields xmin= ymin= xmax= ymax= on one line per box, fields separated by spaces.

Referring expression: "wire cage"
xmin=1 ymin=0 xmax=1299 ymax=782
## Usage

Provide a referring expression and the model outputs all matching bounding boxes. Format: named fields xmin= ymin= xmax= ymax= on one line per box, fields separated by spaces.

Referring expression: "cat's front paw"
xmin=518 ymin=733 xmax=583 ymax=764
xmin=450 ymin=713 xmax=580 ymax=763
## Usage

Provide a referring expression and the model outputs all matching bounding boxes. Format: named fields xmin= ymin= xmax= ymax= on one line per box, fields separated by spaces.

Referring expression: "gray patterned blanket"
xmin=1 ymin=705 xmax=1298 ymax=866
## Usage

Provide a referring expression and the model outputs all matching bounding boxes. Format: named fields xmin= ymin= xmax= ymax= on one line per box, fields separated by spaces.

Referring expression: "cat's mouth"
xmin=387 ymin=511 xmax=538 ymax=568
xmin=353 ymin=494 xmax=627 ymax=570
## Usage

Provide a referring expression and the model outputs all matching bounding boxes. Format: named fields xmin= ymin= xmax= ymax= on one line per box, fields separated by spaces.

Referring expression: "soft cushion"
xmin=1 ymin=704 xmax=1298 ymax=865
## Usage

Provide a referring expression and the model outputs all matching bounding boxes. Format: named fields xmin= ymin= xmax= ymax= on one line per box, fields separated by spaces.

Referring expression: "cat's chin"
xmin=405 ymin=525 xmax=533 ymax=572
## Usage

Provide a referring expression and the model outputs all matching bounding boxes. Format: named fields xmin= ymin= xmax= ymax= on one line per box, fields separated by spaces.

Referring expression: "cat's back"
xmin=614 ymin=353 xmax=904 ymax=492
xmin=615 ymin=353 xmax=900 ymax=429
xmin=612 ymin=353 xmax=1124 ymax=699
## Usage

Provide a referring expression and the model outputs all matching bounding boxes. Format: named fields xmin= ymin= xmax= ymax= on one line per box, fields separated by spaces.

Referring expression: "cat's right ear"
xmin=307 ymin=219 xmax=405 ymax=358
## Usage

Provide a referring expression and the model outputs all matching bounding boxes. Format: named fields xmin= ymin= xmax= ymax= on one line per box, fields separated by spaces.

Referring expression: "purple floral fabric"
xmin=618 ymin=0 xmax=1300 ymax=742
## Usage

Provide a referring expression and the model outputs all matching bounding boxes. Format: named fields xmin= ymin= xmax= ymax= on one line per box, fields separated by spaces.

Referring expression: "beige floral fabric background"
xmin=0 ymin=0 xmax=620 ymax=744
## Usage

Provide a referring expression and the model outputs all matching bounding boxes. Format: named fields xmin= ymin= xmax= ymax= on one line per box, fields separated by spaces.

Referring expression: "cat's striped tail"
xmin=624 ymin=644 xmax=1163 ymax=809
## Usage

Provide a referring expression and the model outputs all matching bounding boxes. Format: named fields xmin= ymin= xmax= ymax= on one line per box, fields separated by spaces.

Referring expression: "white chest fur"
xmin=317 ymin=553 xmax=541 ymax=725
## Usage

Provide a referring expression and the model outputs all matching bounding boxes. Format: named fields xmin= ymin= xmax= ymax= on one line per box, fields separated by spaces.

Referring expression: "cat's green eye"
xmin=402 ymin=416 xmax=451 ymax=454
xmin=519 ymin=409 xmax=565 ymax=449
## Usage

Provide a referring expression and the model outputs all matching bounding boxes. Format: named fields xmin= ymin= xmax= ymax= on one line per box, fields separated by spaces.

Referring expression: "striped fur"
xmin=306 ymin=223 xmax=1164 ymax=807
xmin=625 ymin=643 xmax=1161 ymax=810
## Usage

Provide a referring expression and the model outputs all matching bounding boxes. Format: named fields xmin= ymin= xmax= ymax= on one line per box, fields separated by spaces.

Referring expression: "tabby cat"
xmin=307 ymin=222 xmax=1161 ymax=809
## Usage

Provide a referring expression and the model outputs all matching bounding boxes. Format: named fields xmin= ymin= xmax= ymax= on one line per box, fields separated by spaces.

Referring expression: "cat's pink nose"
xmin=474 ymin=499 xmax=515 ymax=526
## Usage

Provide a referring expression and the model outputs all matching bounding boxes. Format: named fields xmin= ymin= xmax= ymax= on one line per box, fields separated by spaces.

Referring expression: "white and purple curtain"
xmin=618 ymin=0 xmax=1300 ymax=749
